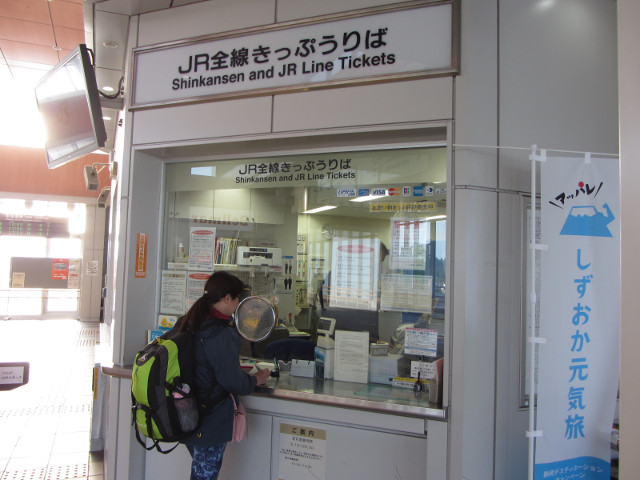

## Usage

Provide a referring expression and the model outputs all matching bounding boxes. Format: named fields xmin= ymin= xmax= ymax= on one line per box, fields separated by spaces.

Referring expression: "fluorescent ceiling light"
xmin=425 ymin=215 xmax=447 ymax=221
xmin=303 ymin=205 xmax=337 ymax=214
xmin=350 ymin=194 xmax=387 ymax=203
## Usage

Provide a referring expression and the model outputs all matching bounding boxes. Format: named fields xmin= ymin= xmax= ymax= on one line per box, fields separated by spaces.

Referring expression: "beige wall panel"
xmin=272 ymin=77 xmax=452 ymax=132
xmin=619 ymin=0 xmax=640 ymax=477
xmin=138 ymin=0 xmax=276 ymax=46
xmin=132 ymin=96 xmax=273 ymax=145
xmin=276 ymin=0 xmax=405 ymax=22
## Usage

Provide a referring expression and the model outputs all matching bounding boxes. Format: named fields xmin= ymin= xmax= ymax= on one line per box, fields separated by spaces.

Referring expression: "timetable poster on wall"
xmin=329 ymin=238 xmax=379 ymax=311
xmin=389 ymin=218 xmax=428 ymax=271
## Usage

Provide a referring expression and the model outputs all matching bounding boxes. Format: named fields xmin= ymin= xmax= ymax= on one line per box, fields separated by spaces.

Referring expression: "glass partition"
xmin=162 ymin=146 xmax=447 ymax=402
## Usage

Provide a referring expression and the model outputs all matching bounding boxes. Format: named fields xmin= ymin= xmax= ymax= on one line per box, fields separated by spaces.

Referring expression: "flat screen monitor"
xmin=34 ymin=44 xmax=107 ymax=169
xmin=317 ymin=317 xmax=336 ymax=336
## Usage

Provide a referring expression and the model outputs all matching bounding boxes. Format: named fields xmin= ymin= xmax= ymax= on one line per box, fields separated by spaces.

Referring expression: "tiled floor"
xmin=0 ymin=319 xmax=103 ymax=480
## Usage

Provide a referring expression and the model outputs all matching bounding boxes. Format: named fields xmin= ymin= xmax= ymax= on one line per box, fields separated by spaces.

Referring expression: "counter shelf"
xmin=102 ymin=364 xmax=446 ymax=421
xmin=255 ymin=372 xmax=445 ymax=420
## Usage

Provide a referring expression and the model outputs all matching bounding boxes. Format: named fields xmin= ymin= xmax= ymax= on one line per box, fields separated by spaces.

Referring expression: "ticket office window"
xmin=163 ymin=146 xmax=446 ymax=355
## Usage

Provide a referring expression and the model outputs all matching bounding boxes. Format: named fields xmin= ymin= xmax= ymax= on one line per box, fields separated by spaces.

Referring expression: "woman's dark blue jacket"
xmin=182 ymin=313 xmax=257 ymax=446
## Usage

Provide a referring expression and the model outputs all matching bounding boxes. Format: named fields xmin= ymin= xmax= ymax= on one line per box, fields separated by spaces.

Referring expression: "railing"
xmin=0 ymin=288 xmax=79 ymax=319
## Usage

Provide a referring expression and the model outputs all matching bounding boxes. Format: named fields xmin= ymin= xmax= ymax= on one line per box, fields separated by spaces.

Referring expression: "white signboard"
xmin=166 ymin=149 xmax=446 ymax=192
xmin=133 ymin=3 xmax=454 ymax=107
xmin=535 ymin=156 xmax=620 ymax=480
xmin=278 ymin=423 xmax=326 ymax=480
xmin=0 ymin=365 xmax=26 ymax=385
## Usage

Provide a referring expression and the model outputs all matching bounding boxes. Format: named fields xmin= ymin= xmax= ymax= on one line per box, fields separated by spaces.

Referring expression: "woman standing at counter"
xmin=180 ymin=271 xmax=270 ymax=480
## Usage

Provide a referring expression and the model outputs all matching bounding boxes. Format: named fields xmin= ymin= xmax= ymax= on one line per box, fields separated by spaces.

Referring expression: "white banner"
xmin=535 ymin=156 xmax=620 ymax=479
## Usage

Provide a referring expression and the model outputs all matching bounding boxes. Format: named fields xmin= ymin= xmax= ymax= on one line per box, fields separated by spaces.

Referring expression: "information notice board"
xmin=10 ymin=257 xmax=81 ymax=289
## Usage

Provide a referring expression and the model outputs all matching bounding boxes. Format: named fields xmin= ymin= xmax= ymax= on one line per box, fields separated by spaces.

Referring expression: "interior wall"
xmin=453 ymin=1 xmax=619 ymax=479
xmin=617 ymin=0 xmax=640 ymax=476
xmin=118 ymin=151 xmax=164 ymax=364
xmin=78 ymin=204 xmax=107 ymax=322
xmin=0 ymin=145 xmax=111 ymax=197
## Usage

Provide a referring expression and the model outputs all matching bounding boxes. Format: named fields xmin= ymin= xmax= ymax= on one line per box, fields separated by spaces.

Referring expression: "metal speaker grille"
xmin=234 ymin=296 xmax=276 ymax=342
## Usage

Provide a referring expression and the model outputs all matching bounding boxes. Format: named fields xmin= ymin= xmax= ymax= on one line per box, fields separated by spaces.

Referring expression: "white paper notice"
xmin=11 ymin=272 xmax=25 ymax=288
xmin=160 ymin=270 xmax=187 ymax=315
xmin=186 ymin=272 xmax=210 ymax=311
xmin=411 ymin=360 xmax=438 ymax=379
xmin=379 ymin=274 xmax=432 ymax=313
xmin=67 ymin=259 xmax=81 ymax=289
xmin=278 ymin=423 xmax=326 ymax=480
xmin=188 ymin=227 xmax=216 ymax=271
xmin=334 ymin=330 xmax=369 ymax=383
xmin=86 ymin=260 xmax=100 ymax=276
xmin=404 ymin=328 xmax=438 ymax=356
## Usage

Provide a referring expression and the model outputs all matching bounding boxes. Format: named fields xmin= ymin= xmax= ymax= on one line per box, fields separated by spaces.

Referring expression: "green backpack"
xmin=131 ymin=321 xmax=198 ymax=453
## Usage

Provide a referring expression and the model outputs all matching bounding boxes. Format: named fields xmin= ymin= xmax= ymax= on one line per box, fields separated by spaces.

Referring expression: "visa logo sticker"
xmin=372 ymin=188 xmax=387 ymax=196
xmin=337 ymin=188 xmax=357 ymax=197
xmin=402 ymin=186 xmax=411 ymax=196
xmin=358 ymin=188 xmax=370 ymax=197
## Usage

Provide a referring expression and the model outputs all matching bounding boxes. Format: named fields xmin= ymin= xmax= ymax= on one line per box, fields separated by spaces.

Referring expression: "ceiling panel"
xmin=49 ymin=1 xmax=84 ymax=30
xmin=53 ymin=25 xmax=86 ymax=50
xmin=0 ymin=0 xmax=51 ymax=24
xmin=0 ymin=17 xmax=55 ymax=45
xmin=6 ymin=63 xmax=50 ymax=85
xmin=0 ymin=39 xmax=59 ymax=64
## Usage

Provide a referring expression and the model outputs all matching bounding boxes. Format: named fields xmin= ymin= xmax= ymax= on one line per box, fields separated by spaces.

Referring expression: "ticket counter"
xmin=103 ymin=364 xmax=446 ymax=480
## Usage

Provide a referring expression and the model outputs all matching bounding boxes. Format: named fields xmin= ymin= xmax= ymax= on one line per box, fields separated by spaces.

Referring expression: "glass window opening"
xmin=0 ymin=198 xmax=85 ymax=318
xmin=163 ymin=146 xmax=447 ymax=359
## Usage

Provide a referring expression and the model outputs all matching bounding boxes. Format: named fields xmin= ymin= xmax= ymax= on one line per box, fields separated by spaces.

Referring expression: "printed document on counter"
xmin=334 ymin=330 xmax=369 ymax=383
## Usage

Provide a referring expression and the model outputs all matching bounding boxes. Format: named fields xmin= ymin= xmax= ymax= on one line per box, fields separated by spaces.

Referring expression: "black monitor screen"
xmin=34 ymin=44 xmax=107 ymax=169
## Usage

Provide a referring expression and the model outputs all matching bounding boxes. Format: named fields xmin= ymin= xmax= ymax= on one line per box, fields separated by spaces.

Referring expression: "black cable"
xmin=87 ymin=46 xmax=124 ymax=100
xmin=99 ymin=76 xmax=124 ymax=99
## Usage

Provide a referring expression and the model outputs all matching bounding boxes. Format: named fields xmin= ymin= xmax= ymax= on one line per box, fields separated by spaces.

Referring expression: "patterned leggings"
xmin=187 ymin=443 xmax=227 ymax=480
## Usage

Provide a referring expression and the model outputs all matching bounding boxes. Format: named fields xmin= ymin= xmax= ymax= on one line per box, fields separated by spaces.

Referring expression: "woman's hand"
xmin=253 ymin=367 xmax=271 ymax=385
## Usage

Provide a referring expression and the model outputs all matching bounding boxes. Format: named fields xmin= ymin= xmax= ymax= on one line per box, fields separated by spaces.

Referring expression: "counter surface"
xmin=103 ymin=364 xmax=446 ymax=421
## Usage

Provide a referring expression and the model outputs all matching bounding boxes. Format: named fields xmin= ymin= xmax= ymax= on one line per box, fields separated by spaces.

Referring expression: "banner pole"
xmin=528 ymin=144 xmax=538 ymax=480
